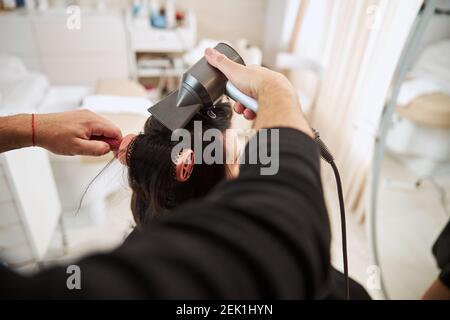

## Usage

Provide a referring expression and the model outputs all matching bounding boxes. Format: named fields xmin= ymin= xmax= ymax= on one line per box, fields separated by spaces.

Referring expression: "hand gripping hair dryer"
xmin=148 ymin=42 xmax=258 ymax=131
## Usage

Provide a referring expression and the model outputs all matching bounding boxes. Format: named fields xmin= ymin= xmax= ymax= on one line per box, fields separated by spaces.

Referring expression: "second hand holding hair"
xmin=30 ymin=110 xmax=123 ymax=156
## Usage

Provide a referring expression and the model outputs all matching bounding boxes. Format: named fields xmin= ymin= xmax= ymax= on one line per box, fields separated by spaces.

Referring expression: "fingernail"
xmin=103 ymin=143 xmax=111 ymax=152
xmin=205 ymin=48 xmax=213 ymax=56
xmin=206 ymin=48 xmax=219 ymax=57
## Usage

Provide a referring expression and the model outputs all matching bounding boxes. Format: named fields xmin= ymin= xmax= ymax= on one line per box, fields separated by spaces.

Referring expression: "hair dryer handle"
xmin=225 ymin=82 xmax=259 ymax=113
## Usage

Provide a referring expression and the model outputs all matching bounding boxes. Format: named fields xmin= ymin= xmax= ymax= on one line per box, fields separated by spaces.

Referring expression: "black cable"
xmin=313 ymin=129 xmax=349 ymax=300
xmin=330 ymin=161 xmax=349 ymax=300
xmin=435 ymin=8 xmax=450 ymax=15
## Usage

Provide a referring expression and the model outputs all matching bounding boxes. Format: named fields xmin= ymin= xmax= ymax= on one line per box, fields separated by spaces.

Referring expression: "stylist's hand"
xmin=205 ymin=47 xmax=312 ymax=137
xmin=205 ymin=47 xmax=295 ymax=121
xmin=36 ymin=109 xmax=122 ymax=156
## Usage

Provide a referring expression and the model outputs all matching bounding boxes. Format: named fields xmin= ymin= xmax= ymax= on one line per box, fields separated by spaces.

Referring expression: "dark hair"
xmin=128 ymin=102 xmax=232 ymax=226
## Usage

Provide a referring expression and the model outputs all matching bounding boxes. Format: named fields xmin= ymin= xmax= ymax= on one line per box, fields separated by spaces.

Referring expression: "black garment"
xmin=432 ymin=219 xmax=450 ymax=288
xmin=0 ymin=128 xmax=369 ymax=299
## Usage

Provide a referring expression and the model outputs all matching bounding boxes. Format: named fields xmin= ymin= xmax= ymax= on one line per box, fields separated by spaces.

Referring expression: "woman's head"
xmin=127 ymin=101 xmax=234 ymax=226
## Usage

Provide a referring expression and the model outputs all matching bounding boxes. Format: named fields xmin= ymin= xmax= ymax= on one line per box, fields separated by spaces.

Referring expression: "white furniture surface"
xmin=387 ymin=115 xmax=450 ymax=177
xmin=0 ymin=9 xmax=130 ymax=86
xmin=0 ymin=54 xmax=62 ymax=269
xmin=0 ymin=148 xmax=61 ymax=266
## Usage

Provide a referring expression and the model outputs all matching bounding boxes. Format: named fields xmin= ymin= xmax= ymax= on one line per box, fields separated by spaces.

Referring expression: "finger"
xmin=233 ymin=101 xmax=245 ymax=114
xmin=205 ymin=48 xmax=247 ymax=85
xmin=75 ymin=139 xmax=111 ymax=156
xmin=90 ymin=121 xmax=123 ymax=140
xmin=243 ymin=108 xmax=257 ymax=120
xmin=91 ymin=136 xmax=121 ymax=151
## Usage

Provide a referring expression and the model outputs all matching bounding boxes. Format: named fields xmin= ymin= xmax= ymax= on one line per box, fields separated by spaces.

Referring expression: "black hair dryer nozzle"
xmin=149 ymin=43 xmax=246 ymax=131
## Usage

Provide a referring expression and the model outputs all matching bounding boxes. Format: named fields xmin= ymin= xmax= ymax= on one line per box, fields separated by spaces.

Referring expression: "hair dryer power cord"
xmin=313 ymin=129 xmax=349 ymax=300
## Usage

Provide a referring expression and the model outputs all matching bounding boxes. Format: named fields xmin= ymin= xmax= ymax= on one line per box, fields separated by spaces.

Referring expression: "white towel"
xmin=81 ymin=94 xmax=152 ymax=117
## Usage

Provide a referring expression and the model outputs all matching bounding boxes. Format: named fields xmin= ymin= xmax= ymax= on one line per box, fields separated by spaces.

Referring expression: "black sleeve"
xmin=432 ymin=219 xmax=450 ymax=288
xmin=0 ymin=128 xmax=334 ymax=299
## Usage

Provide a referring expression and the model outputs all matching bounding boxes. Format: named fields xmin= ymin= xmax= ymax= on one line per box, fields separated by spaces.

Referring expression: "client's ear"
xmin=175 ymin=149 xmax=195 ymax=182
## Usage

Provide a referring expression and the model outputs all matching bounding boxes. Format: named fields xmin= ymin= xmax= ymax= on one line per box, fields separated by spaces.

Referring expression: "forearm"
xmin=0 ymin=114 xmax=33 ymax=153
xmin=0 ymin=110 xmax=122 ymax=156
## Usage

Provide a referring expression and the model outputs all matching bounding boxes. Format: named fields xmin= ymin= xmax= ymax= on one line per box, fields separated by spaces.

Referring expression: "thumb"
xmin=76 ymin=139 xmax=110 ymax=156
xmin=205 ymin=48 xmax=247 ymax=86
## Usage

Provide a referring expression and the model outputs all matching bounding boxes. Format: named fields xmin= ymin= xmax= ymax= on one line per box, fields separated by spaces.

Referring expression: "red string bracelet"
xmin=31 ymin=113 xmax=36 ymax=147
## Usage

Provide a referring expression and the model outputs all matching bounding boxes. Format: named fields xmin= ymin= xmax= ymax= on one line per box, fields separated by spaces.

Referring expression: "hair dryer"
xmin=148 ymin=42 xmax=258 ymax=131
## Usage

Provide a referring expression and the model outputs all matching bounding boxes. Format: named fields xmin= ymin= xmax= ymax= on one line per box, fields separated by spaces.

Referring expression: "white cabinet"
xmin=126 ymin=9 xmax=196 ymax=53
xmin=0 ymin=148 xmax=61 ymax=268
xmin=125 ymin=9 xmax=196 ymax=89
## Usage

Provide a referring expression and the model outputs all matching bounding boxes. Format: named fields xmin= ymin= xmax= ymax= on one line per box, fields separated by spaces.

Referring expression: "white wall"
xmin=415 ymin=15 xmax=450 ymax=61
xmin=0 ymin=11 xmax=130 ymax=85
xmin=71 ymin=0 xmax=268 ymax=47
xmin=262 ymin=0 xmax=292 ymax=67
xmin=177 ymin=0 xmax=267 ymax=47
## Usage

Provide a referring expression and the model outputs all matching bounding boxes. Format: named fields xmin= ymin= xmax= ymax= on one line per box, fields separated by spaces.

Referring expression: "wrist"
xmin=10 ymin=114 xmax=34 ymax=149
xmin=33 ymin=113 xmax=50 ymax=149
xmin=259 ymin=75 xmax=297 ymax=102
xmin=254 ymin=75 xmax=314 ymax=138
xmin=258 ymin=75 xmax=299 ymax=113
